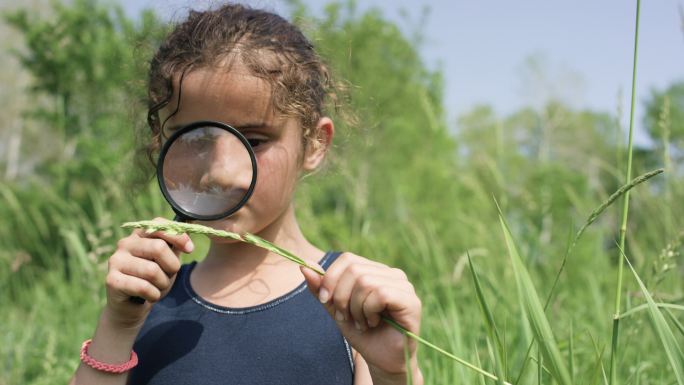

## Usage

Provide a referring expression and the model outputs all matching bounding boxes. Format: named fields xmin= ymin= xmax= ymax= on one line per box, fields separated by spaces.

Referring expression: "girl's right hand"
xmin=104 ymin=217 xmax=194 ymax=329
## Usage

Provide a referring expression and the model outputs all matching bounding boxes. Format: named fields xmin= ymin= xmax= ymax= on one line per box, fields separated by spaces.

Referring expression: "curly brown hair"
xmin=144 ymin=3 xmax=342 ymax=166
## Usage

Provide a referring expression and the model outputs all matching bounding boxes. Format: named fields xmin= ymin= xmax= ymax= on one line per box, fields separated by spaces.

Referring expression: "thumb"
xmin=300 ymin=264 xmax=324 ymax=297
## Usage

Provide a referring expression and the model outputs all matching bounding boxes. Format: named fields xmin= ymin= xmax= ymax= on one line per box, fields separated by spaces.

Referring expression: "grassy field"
xmin=2 ymin=1 xmax=683 ymax=384
xmin=2 ymin=147 xmax=681 ymax=384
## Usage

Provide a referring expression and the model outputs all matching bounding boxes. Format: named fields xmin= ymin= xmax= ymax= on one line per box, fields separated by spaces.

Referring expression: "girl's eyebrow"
xmin=166 ymin=124 xmax=183 ymax=132
xmin=234 ymin=122 xmax=269 ymax=130
xmin=163 ymin=122 xmax=270 ymax=132
xmin=165 ymin=122 xmax=268 ymax=132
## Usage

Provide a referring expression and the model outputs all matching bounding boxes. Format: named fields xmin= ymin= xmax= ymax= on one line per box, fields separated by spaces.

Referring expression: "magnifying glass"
xmin=129 ymin=120 xmax=257 ymax=304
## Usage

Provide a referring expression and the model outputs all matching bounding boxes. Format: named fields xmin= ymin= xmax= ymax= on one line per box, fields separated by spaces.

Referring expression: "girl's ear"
xmin=302 ymin=117 xmax=334 ymax=171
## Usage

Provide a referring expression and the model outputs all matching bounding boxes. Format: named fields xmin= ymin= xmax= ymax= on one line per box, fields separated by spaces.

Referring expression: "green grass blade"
xmin=474 ymin=348 xmax=487 ymax=385
xmin=468 ymin=252 xmax=506 ymax=385
xmin=121 ymin=220 xmax=325 ymax=275
xmin=382 ymin=317 xmax=511 ymax=384
xmin=587 ymin=332 xmax=608 ymax=385
xmin=544 ymin=168 xmax=663 ymax=309
xmin=122 ymin=220 xmax=243 ymax=240
xmin=486 ymin=339 xmax=505 ymax=385
xmin=513 ymin=343 xmax=536 ymax=385
xmin=666 ymin=309 xmax=684 ymax=339
xmin=610 ymin=1 xmax=642 ymax=383
xmin=574 ymin=169 xmax=660 ymax=250
xmin=569 ymin=321 xmax=575 ymax=383
xmin=609 ymin=318 xmax=621 ymax=385
xmin=242 ymin=233 xmax=325 ymax=275
xmin=620 ymin=303 xmax=684 ymax=318
xmin=404 ymin=333 xmax=414 ymax=385
xmin=622 ymin=249 xmax=684 ymax=384
xmin=537 ymin=345 xmax=542 ymax=385
xmin=498 ymin=210 xmax=572 ymax=385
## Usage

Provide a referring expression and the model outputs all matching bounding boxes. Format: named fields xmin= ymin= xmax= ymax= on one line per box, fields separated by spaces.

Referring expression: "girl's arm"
xmin=353 ymin=348 xmax=423 ymax=385
xmin=69 ymin=218 xmax=193 ymax=385
xmin=69 ymin=307 xmax=142 ymax=385
xmin=300 ymin=252 xmax=424 ymax=385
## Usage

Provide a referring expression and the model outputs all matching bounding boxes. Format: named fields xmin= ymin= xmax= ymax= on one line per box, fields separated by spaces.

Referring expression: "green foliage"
xmin=2 ymin=1 xmax=684 ymax=384
xmin=291 ymin=1 xmax=459 ymax=251
xmin=645 ymin=82 xmax=684 ymax=151
xmin=1 ymin=0 xmax=168 ymax=279
xmin=3 ymin=0 xmax=167 ymax=196
xmin=499 ymin=211 xmax=572 ymax=385
xmin=624 ymin=251 xmax=684 ymax=384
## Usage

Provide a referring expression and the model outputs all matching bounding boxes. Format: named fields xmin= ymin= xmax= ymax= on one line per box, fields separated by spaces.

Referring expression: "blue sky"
xmin=122 ymin=0 xmax=684 ymax=145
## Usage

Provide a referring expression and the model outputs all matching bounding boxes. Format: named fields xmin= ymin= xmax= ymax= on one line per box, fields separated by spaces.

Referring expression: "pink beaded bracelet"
xmin=80 ymin=339 xmax=139 ymax=374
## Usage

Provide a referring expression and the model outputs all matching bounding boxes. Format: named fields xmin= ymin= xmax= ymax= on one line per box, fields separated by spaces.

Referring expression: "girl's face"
xmin=160 ymin=62 xmax=328 ymax=237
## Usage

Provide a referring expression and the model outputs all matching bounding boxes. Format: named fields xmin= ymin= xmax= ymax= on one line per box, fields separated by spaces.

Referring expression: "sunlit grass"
xmin=2 ymin=0 xmax=684 ymax=384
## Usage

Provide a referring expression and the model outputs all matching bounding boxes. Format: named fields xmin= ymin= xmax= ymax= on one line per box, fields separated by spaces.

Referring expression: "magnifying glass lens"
xmin=161 ymin=124 xmax=255 ymax=219
xmin=127 ymin=122 xmax=257 ymax=304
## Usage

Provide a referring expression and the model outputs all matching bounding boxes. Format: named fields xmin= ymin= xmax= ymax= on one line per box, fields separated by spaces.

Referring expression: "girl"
xmin=70 ymin=4 xmax=423 ymax=385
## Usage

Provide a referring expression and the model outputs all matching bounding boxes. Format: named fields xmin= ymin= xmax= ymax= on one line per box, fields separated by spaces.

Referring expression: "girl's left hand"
xmin=300 ymin=252 xmax=422 ymax=380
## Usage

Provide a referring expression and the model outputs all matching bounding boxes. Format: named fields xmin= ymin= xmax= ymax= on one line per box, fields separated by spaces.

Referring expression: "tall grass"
xmin=610 ymin=1 xmax=641 ymax=384
xmin=2 ymin=151 xmax=682 ymax=384
xmin=3 ymin=1 xmax=684 ymax=384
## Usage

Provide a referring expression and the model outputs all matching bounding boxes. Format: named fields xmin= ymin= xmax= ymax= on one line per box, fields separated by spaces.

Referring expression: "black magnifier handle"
xmin=129 ymin=295 xmax=146 ymax=305
xmin=129 ymin=215 xmax=183 ymax=305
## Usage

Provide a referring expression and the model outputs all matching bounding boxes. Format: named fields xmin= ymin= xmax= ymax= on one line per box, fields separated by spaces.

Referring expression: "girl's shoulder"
xmin=321 ymin=250 xmax=343 ymax=271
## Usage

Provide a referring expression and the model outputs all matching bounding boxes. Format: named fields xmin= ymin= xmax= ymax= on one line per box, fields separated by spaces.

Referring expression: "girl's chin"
xmin=207 ymin=235 xmax=242 ymax=244
xmin=193 ymin=218 xmax=246 ymax=235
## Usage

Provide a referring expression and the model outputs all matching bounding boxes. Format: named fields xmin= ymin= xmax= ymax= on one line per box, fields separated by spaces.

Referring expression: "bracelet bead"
xmin=80 ymin=339 xmax=138 ymax=374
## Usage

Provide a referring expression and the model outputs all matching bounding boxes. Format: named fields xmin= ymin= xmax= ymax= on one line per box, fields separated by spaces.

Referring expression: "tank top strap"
xmin=320 ymin=251 xmax=343 ymax=270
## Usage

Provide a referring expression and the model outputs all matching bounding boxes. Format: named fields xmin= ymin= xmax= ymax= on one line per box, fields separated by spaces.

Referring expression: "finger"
xmin=350 ymin=275 xmax=411 ymax=331
xmin=362 ymin=286 xmax=420 ymax=333
xmin=138 ymin=231 xmax=194 ymax=255
xmin=300 ymin=264 xmax=324 ymax=297
xmin=317 ymin=294 xmax=359 ymax=336
xmin=349 ymin=277 xmax=373 ymax=331
xmin=330 ymin=262 xmax=411 ymax=324
xmin=328 ymin=264 xmax=399 ymax=319
xmin=320 ymin=253 xmax=383 ymax=305
xmin=135 ymin=222 xmax=194 ymax=254
xmin=330 ymin=263 xmax=366 ymax=323
xmin=107 ymin=269 xmax=162 ymax=303
xmin=118 ymin=237 xmax=181 ymax=276
xmin=118 ymin=257 xmax=171 ymax=292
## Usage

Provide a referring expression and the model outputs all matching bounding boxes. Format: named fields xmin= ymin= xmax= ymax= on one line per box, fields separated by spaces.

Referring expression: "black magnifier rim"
xmin=157 ymin=120 xmax=258 ymax=221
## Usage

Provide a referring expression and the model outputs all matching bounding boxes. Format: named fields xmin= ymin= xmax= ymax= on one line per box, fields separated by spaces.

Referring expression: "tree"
xmin=289 ymin=1 xmax=462 ymax=249
xmin=644 ymin=82 xmax=684 ymax=158
xmin=1 ymin=0 xmax=167 ymax=278
xmin=4 ymin=0 xmax=167 ymax=196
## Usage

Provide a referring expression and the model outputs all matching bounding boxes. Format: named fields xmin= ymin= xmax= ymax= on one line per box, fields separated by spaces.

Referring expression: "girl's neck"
xmin=192 ymin=203 xmax=324 ymax=296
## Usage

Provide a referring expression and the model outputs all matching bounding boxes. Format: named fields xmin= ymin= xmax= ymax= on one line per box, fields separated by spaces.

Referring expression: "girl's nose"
xmin=199 ymin=134 xmax=253 ymax=197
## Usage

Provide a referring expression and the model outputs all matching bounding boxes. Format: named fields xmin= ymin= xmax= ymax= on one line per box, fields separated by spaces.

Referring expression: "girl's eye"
xmin=247 ymin=138 xmax=265 ymax=148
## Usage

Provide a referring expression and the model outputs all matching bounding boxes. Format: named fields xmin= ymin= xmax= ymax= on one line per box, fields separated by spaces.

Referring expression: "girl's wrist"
xmin=86 ymin=308 xmax=143 ymax=365
xmin=102 ymin=305 xmax=147 ymax=331
xmin=368 ymin=356 xmax=423 ymax=385
xmin=104 ymin=307 xmax=145 ymax=333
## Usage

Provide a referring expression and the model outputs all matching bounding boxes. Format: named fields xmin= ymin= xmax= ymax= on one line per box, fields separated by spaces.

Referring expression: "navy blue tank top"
xmin=129 ymin=251 xmax=354 ymax=384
